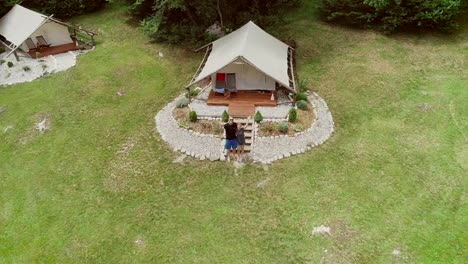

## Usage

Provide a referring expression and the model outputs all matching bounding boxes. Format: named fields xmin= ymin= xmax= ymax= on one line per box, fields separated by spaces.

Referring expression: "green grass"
xmin=1 ymin=2 xmax=467 ymax=263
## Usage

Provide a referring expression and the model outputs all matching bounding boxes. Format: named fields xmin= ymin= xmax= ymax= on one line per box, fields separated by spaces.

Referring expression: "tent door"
xmin=227 ymin=73 xmax=236 ymax=91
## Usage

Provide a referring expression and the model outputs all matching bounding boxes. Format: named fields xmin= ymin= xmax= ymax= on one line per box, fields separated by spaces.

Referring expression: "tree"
xmin=320 ymin=0 xmax=467 ymax=33
xmin=127 ymin=0 xmax=300 ymax=44
xmin=0 ymin=0 xmax=106 ymax=18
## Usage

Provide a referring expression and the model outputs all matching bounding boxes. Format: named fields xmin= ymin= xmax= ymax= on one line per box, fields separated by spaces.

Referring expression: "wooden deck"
xmin=207 ymin=90 xmax=276 ymax=117
xmin=207 ymin=90 xmax=277 ymax=106
xmin=28 ymin=42 xmax=78 ymax=58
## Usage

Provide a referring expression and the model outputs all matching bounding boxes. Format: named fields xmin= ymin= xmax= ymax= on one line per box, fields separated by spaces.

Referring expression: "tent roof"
xmin=0 ymin=5 xmax=48 ymax=48
xmin=188 ymin=21 xmax=294 ymax=91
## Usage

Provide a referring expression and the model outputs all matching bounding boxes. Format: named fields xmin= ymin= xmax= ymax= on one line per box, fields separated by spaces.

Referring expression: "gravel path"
xmin=155 ymin=96 xmax=224 ymax=161
xmin=250 ymin=92 xmax=334 ymax=164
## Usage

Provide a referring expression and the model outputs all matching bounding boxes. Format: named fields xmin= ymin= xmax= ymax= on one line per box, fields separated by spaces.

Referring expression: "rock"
xmin=312 ymin=225 xmax=330 ymax=236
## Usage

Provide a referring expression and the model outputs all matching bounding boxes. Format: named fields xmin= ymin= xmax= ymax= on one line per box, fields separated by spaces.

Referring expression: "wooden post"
xmin=186 ymin=87 xmax=191 ymax=102
xmin=13 ymin=51 xmax=19 ymax=62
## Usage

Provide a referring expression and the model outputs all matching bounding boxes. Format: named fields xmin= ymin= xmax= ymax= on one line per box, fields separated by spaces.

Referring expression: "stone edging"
xmin=250 ymin=92 xmax=334 ymax=164
xmin=154 ymin=92 xmax=334 ymax=164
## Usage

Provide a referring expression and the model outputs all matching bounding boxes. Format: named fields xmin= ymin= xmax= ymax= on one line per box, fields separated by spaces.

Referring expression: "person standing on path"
xmin=236 ymin=116 xmax=250 ymax=161
xmin=224 ymin=117 xmax=238 ymax=162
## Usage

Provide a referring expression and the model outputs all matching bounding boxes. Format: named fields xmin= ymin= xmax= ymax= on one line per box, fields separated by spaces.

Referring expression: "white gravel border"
xmin=155 ymin=95 xmax=224 ymax=161
xmin=154 ymin=92 xmax=334 ymax=163
xmin=0 ymin=49 xmax=90 ymax=87
xmin=250 ymin=92 xmax=334 ymax=164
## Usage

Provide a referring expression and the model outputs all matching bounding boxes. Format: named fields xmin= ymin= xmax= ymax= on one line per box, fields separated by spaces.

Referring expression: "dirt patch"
xmin=18 ymin=113 xmax=51 ymax=144
xmin=173 ymin=154 xmax=186 ymax=163
xmin=455 ymin=142 xmax=468 ymax=171
xmin=103 ymin=137 xmax=141 ymax=193
xmin=35 ymin=115 xmax=50 ymax=133
xmin=173 ymin=107 xmax=223 ymax=137
xmin=256 ymin=177 xmax=271 ymax=189
xmin=417 ymin=103 xmax=433 ymax=112
xmin=314 ymin=220 xmax=359 ymax=264
xmin=258 ymin=106 xmax=315 ymax=137
xmin=3 ymin=125 xmax=13 ymax=133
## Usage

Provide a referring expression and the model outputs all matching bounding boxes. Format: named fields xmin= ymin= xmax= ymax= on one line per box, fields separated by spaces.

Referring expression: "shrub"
xmin=221 ymin=110 xmax=229 ymax=122
xmin=189 ymin=111 xmax=198 ymax=122
xmin=0 ymin=59 xmax=5 ymax=65
xmin=288 ymin=107 xmax=297 ymax=122
xmin=7 ymin=61 xmax=13 ymax=68
xmin=175 ymin=97 xmax=189 ymax=108
xmin=299 ymin=79 xmax=307 ymax=92
xmin=320 ymin=0 xmax=466 ymax=33
xmin=278 ymin=122 xmax=288 ymax=134
xmin=296 ymin=100 xmax=308 ymax=110
xmin=254 ymin=111 xmax=263 ymax=123
xmin=185 ymin=89 xmax=199 ymax=98
xmin=23 ymin=66 xmax=31 ymax=72
xmin=35 ymin=52 xmax=41 ymax=58
xmin=293 ymin=124 xmax=304 ymax=132
xmin=296 ymin=92 xmax=307 ymax=102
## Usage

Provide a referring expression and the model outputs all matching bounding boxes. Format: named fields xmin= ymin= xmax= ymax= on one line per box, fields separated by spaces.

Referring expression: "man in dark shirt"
xmin=224 ymin=117 xmax=238 ymax=161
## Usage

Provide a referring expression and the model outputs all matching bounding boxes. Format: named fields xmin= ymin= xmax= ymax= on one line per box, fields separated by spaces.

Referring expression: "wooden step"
xmin=228 ymin=102 xmax=255 ymax=117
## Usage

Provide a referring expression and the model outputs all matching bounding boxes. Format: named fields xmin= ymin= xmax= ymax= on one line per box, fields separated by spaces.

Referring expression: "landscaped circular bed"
xmin=155 ymin=91 xmax=334 ymax=164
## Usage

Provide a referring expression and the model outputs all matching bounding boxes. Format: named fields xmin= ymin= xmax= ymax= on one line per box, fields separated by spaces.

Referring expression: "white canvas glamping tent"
xmin=0 ymin=4 xmax=95 ymax=60
xmin=187 ymin=21 xmax=296 ymax=112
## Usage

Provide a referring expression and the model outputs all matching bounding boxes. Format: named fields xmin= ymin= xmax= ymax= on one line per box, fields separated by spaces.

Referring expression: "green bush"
xmin=189 ymin=111 xmax=197 ymax=122
xmin=7 ymin=61 xmax=13 ymax=68
xmin=299 ymin=79 xmax=307 ymax=92
xmin=175 ymin=97 xmax=189 ymax=108
xmin=320 ymin=0 xmax=466 ymax=33
xmin=296 ymin=92 xmax=307 ymax=102
xmin=296 ymin=100 xmax=308 ymax=110
xmin=288 ymin=107 xmax=297 ymax=122
xmin=23 ymin=66 xmax=31 ymax=72
xmin=185 ymin=89 xmax=199 ymax=98
xmin=221 ymin=110 xmax=229 ymax=122
xmin=293 ymin=124 xmax=304 ymax=132
xmin=254 ymin=111 xmax=263 ymax=123
xmin=278 ymin=122 xmax=288 ymax=134
xmin=0 ymin=59 xmax=5 ymax=65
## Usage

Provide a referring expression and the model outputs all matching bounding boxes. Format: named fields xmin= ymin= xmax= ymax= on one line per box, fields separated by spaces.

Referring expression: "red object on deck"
xmin=216 ymin=73 xmax=225 ymax=81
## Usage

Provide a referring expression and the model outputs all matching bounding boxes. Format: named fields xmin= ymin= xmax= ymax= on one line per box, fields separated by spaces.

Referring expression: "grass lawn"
xmin=1 ymin=2 xmax=467 ymax=263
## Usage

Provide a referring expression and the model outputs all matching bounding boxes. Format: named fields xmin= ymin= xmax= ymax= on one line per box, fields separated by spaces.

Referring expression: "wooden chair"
xmin=25 ymin=38 xmax=37 ymax=51
xmin=36 ymin=36 xmax=50 ymax=48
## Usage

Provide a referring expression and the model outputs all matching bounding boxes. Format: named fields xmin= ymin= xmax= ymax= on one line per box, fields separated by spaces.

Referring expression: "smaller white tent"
xmin=188 ymin=21 xmax=296 ymax=93
xmin=0 ymin=4 xmax=75 ymax=58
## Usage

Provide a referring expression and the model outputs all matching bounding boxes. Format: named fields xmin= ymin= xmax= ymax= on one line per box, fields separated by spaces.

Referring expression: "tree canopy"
xmin=320 ymin=0 xmax=467 ymax=33
xmin=0 ymin=0 xmax=106 ymax=18
xmin=126 ymin=0 xmax=300 ymax=44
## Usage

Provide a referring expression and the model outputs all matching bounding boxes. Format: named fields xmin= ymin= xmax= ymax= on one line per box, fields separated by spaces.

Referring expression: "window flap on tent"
xmin=0 ymin=5 xmax=47 ymax=48
xmin=187 ymin=21 xmax=294 ymax=91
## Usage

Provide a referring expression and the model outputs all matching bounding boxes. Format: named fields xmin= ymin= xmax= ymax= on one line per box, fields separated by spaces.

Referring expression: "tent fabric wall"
xmin=20 ymin=22 xmax=74 ymax=52
xmin=188 ymin=21 xmax=292 ymax=90
xmin=212 ymin=62 xmax=276 ymax=91
xmin=0 ymin=5 xmax=45 ymax=47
